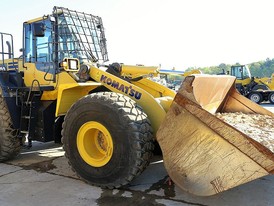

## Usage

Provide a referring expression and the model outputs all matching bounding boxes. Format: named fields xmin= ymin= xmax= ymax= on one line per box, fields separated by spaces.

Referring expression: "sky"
xmin=1 ymin=0 xmax=274 ymax=70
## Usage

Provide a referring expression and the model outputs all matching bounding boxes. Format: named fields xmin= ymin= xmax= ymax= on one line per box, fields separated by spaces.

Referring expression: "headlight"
xmin=69 ymin=59 xmax=78 ymax=70
xmin=61 ymin=58 xmax=79 ymax=71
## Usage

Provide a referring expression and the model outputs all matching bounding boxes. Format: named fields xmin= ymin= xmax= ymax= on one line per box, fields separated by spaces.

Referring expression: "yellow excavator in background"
xmin=0 ymin=7 xmax=273 ymax=196
xmin=230 ymin=65 xmax=274 ymax=104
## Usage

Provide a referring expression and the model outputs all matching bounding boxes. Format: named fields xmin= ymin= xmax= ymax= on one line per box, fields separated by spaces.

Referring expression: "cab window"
xmin=24 ymin=19 xmax=53 ymax=63
xmin=36 ymin=20 xmax=52 ymax=62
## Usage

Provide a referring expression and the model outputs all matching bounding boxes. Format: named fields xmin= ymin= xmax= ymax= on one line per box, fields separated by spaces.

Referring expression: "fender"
xmin=53 ymin=82 xmax=102 ymax=116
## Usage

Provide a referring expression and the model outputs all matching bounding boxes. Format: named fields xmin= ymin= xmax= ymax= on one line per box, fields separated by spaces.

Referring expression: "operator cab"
xmin=22 ymin=6 xmax=108 ymax=85
xmin=231 ymin=65 xmax=251 ymax=80
xmin=230 ymin=65 xmax=253 ymax=95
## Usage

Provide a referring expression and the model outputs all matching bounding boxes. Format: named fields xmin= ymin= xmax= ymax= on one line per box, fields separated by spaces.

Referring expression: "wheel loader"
xmin=230 ymin=65 xmax=274 ymax=104
xmin=0 ymin=6 xmax=273 ymax=196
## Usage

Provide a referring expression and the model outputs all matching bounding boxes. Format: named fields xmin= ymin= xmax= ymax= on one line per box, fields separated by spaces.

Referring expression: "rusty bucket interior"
xmin=156 ymin=75 xmax=274 ymax=196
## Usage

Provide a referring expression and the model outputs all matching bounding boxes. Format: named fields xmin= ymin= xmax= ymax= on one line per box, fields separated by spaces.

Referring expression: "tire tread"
xmin=0 ymin=90 xmax=20 ymax=162
xmin=62 ymin=92 xmax=154 ymax=188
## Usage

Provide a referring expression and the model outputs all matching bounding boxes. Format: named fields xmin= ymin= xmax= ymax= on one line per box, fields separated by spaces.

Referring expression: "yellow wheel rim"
xmin=77 ymin=121 xmax=113 ymax=167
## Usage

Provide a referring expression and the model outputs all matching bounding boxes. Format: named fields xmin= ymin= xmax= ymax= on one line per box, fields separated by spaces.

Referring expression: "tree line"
xmin=186 ymin=58 xmax=274 ymax=78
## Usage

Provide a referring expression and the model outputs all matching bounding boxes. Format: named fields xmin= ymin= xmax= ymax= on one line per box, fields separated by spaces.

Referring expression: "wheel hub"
xmin=77 ymin=121 xmax=113 ymax=167
xmin=250 ymin=94 xmax=260 ymax=103
xmin=270 ymin=94 xmax=274 ymax=102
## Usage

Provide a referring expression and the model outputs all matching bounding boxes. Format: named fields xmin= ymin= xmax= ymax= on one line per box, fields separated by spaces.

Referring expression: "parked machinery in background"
xmin=230 ymin=65 xmax=274 ymax=103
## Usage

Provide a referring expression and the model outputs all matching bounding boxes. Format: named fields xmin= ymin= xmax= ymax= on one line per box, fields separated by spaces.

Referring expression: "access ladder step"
xmin=22 ymin=116 xmax=32 ymax=119
xmin=23 ymin=101 xmax=32 ymax=105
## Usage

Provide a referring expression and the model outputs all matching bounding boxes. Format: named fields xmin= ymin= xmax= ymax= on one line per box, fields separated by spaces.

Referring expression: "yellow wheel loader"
xmin=0 ymin=7 xmax=273 ymax=196
xmin=231 ymin=65 xmax=274 ymax=104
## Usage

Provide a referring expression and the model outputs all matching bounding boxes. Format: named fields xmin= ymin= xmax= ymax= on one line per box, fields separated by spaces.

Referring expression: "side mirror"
xmin=33 ymin=22 xmax=45 ymax=37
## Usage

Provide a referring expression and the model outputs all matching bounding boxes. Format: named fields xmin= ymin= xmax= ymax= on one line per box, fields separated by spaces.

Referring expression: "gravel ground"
xmin=216 ymin=112 xmax=274 ymax=153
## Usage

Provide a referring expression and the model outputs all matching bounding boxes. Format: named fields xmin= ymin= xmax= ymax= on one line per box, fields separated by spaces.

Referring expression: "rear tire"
xmin=62 ymin=92 xmax=154 ymax=188
xmin=248 ymin=92 xmax=263 ymax=104
xmin=268 ymin=92 xmax=274 ymax=104
xmin=0 ymin=89 xmax=20 ymax=162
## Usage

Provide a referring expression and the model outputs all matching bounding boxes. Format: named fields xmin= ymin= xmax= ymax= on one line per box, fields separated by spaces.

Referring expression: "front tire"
xmin=248 ymin=92 xmax=263 ymax=104
xmin=268 ymin=92 xmax=274 ymax=104
xmin=0 ymin=89 xmax=20 ymax=162
xmin=62 ymin=92 xmax=154 ymax=188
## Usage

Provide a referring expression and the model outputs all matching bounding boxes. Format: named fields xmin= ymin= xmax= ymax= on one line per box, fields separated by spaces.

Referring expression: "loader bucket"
xmin=156 ymin=75 xmax=274 ymax=196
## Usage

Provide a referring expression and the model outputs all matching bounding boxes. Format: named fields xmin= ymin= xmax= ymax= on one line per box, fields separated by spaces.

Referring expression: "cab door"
xmin=23 ymin=18 xmax=56 ymax=87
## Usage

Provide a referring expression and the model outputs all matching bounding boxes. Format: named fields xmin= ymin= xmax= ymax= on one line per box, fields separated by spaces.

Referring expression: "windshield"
xmin=53 ymin=6 xmax=108 ymax=63
xmin=231 ymin=65 xmax=251 ymax=80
